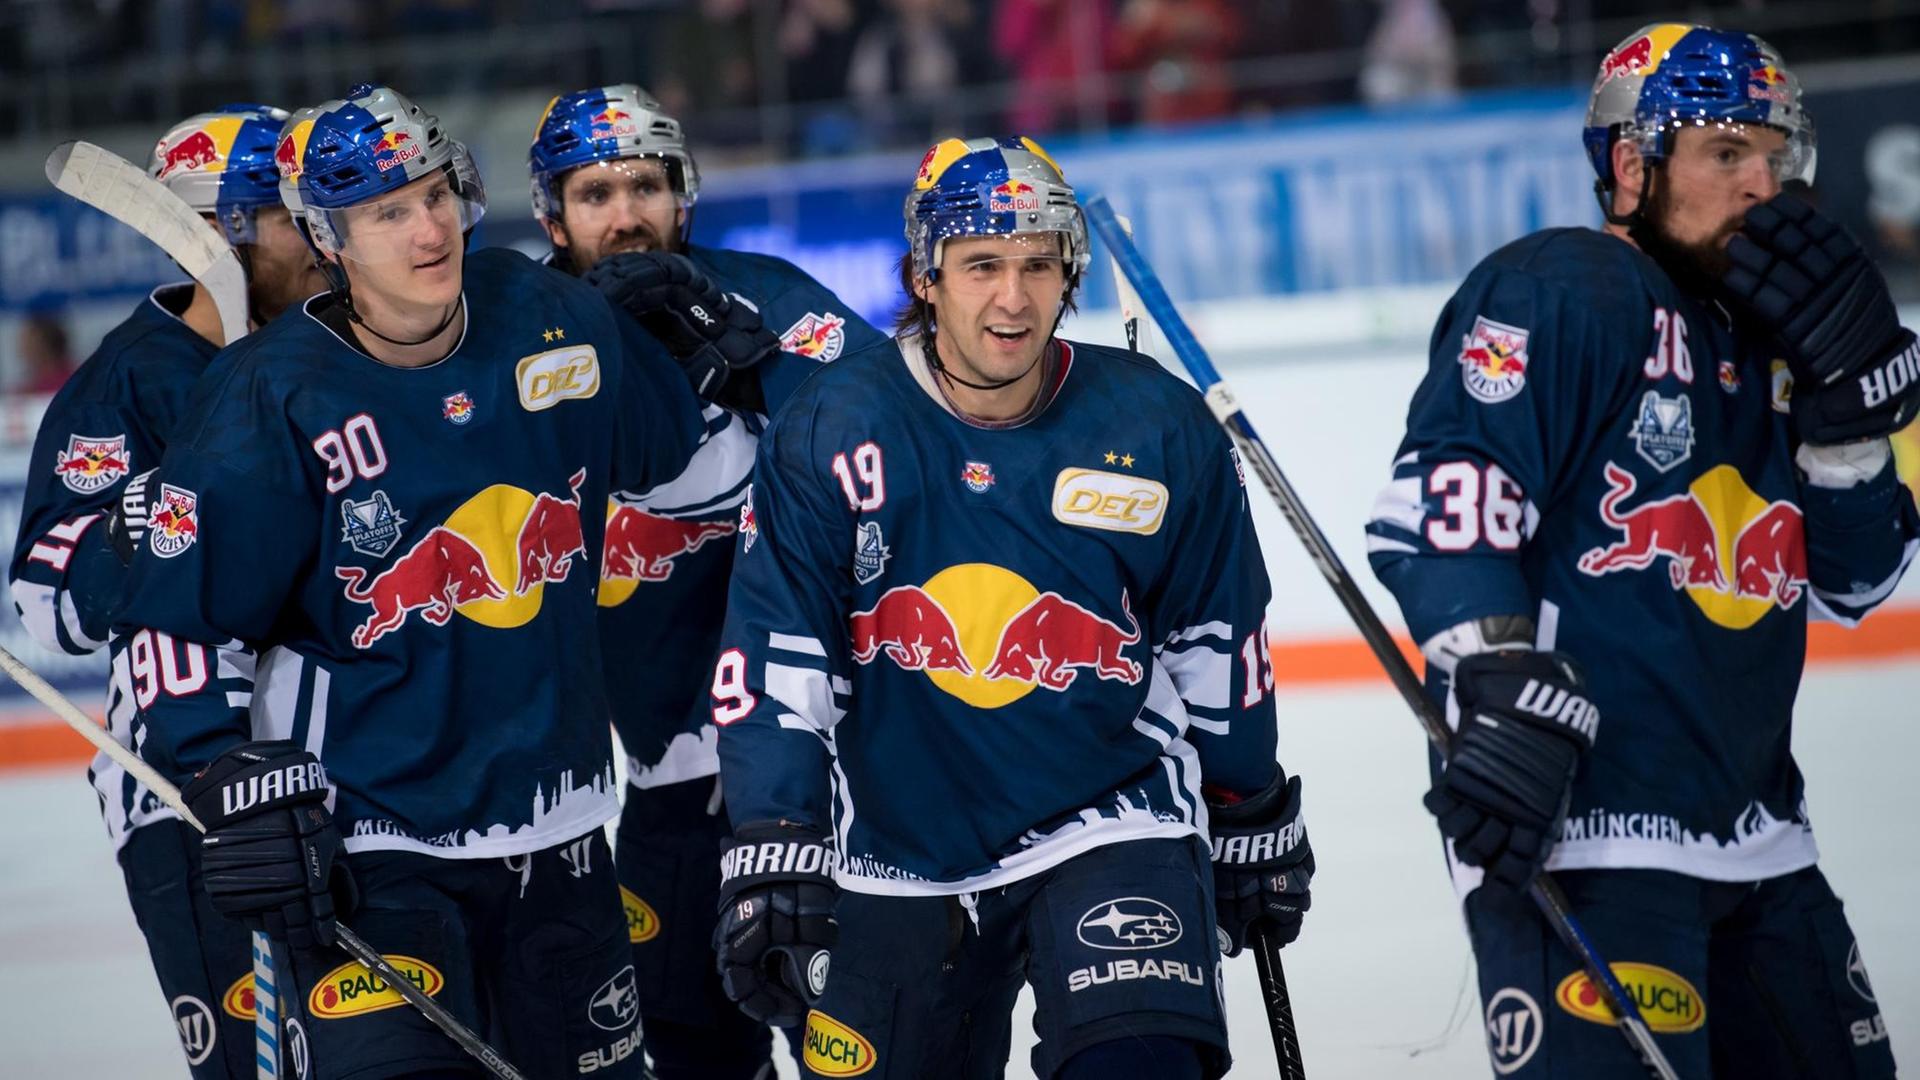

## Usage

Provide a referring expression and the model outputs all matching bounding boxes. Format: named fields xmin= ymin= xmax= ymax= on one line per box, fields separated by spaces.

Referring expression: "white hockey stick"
xmin=0 ymin=646 xmax=529 ymax=1079
xmin=43 ymin=137 xmax=278 ymax=1077
xmin=45 ymin=140 xmax=249 ymax=344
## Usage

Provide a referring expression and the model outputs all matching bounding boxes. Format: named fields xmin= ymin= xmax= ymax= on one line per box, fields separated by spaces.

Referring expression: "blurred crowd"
xmin=5 ymin=0 xmax=1911 ymax=153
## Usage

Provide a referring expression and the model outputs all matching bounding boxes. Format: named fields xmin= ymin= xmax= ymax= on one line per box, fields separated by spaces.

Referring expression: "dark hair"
xmin=891 ymin=239 xmax=1082 ymax=338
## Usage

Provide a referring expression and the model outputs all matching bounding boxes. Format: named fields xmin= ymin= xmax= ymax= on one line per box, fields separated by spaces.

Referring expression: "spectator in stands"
xmin=1108 ymin=0 xmax=1242 ymax=126
xmin=848 ymin=0 xmax=974 ymax=146
xmin=1359 ymin=0 xmax=1457 ymax=105
xmin=16 ymin=313 xmax=76 ymax=396
xmin=993 ymin=0 xmax=1115 ymax=136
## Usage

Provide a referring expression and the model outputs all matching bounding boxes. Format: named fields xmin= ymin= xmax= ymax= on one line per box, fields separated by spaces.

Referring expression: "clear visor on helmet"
xmin=912 ymin=199 xmax=1087 ymax=281
xmin=1627 ymin=115 xmax=1817 ymax=186
xmin=931 ymin=232 xmax=1072 ymax=296
xmin=309 ymin=168 xmax=486 ymax=264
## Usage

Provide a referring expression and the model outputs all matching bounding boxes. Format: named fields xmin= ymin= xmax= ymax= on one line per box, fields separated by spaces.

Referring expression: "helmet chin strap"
xmin=345 ymin=292 xmax=464 ymax=347
xmin=921 ymin=283 xmax=1073 ymax=392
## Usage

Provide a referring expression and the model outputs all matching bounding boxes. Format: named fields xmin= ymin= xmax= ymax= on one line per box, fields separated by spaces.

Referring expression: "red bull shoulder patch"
xmin=54 ymin=433 xmax=131 ymax=494
xmin=1459 ymin=316 xmax=1530 ymax=404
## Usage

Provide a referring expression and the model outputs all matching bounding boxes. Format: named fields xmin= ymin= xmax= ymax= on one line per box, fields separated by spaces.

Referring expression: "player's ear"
xmin=911 ymin=272 xmax=934 ymax=304
xmin=540 ymin=215 xmax=569 ymax=251
xmin=1611 ymin=138 xmax=1646 ymax=206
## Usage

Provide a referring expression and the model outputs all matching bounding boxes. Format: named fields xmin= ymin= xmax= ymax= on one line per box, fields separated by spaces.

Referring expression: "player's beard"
xmin=1631 ymin=173 xmax=1736 ymax=298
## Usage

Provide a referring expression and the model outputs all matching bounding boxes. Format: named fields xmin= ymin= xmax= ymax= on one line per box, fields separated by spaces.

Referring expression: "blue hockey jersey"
xmin=113 ymin=248 xmax=707 ymax=859
xmin=714 ymin=335 xmax=1280 ymax=894
xmin=9 ymin=285 xmax=218 ymax=848
xmin=595 ymin=245 xmax=885 ymax=789
xmin=1367 ymin=227 xmax=1920 ymax=886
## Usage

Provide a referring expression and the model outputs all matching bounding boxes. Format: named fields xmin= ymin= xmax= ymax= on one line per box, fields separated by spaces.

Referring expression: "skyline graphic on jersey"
xmin=334 ymin=468 xmax=590 ymax=647
xmin=850 ymin=564 xmax=1142 ymax=707
xmin=1576 ymin=461 xmax=1807 ymax=628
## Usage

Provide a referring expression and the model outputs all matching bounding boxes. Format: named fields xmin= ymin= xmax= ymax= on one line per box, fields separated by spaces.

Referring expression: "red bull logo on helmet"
xmin=851 ymin=564 xmax=1142 ymax=708
xmin=54 ymin=434 xmax=130 ymax=494
xmin=155 ymin=128 xmax=224 ymax=181
xmin=334 ymin=468 xmax=589 ymax=648
xmin=1598 ymin=35 xmax=1656 ymax=83
xmin=1748 ymin=64 xmax=1791 ymax=103
xmin=1577 ymin=461 xmax=1807 ymax=630
xmin=372 ymin=130 xmax=420 ymax=173
xmin=989 ymin=179 xmax=1042 ymax=214
xmin=591 ymin=107 xmax=638 ymax=139
xmin=598 ymin=501 xmax=736 ymax=607
xmin=1459 ymin=316 xmax=1530 ymax=403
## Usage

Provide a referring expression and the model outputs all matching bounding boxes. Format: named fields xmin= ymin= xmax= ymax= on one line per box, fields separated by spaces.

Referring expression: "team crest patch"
xmin=1717 ymin=360 xmax=1741 ymax=394
xmin=739 ymin=486 xmax=759 ymax=553
xmin=340 ymin=491 xmax=407 ymax=557
xmin=442 ymin=391 xmax=475 ymax=425
xmin=962 ymin=461 xmax=995 ymax=493
xmin=853 ymin=520 xmax=890 ymax=585
xmin=780 ymin=312 xmax=848 ymax=362
xmin=55 ymin=434 xmax=131 ymax=494
xmin=1459 ymin=316 xmax=1530 ymax=403
xmin=1629 ymin=390 xmax=1694 ymax=473
xmin=148 ymin=484 xmax=200 ymax=558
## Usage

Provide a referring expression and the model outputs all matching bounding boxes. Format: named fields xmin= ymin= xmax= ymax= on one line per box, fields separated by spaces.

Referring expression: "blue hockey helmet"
xmin=148 ymin=104 xmax=290 ymax=246
xmin=274 ymin=103 xmax=325 ymax=217
xmin=295 ymin=84 xmax=486 ymax=256
xmin=1584 ymin=23 xmax=1815 ymax=194
xmin=903 ymin=136 xmax=1090 ymax=284
xmin=528 ymin=84 xmax=699 ymax=232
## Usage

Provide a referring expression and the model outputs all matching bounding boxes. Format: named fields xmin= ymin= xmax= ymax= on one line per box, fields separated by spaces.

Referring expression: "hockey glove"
xmin=1721 ymin=192 xmax=1920 ymax=444
xmin=1427 ymin=651 xmax=1598 ymax=890
xmin=713 ymin=821 xmax=837 ymax=1028
xmin=582 ymin=251 xmax=774 ymax=414
xmin=105 ymin=468 xmax=156 ymax=565
xmin=182 ymin=741 xmax=356 ymax=951
xmin=1207 ymin=770 xmax=1312 ymax=957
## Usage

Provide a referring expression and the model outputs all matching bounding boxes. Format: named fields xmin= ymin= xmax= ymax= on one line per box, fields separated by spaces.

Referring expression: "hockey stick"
xmin=45 ymin=137 xmax=279 ymax=1077
xmin=1085 ymin=196 xmax=1683 ymax=1080
xmin=46 ymin=141 xmax=249 ymax=345
xmin=0 ymin=646 xmax=530 ymax=1080
xmin=1103 ymin=213 xmax=1307 ymax=1080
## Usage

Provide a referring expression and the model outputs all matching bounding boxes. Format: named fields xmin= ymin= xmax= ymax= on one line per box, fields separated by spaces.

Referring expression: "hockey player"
xmin=707 ymin=136 xmax=1313 ymax=1080
xmin=1366 ymin=25 xmax=1918 ymax=1078
xmin=8 ymin=103 xmax=325 ymax=1079
xmin=111 ymin=84 xmax=709 ymax=1079
xmin=528 ymin=83 xmax=887 ymax=1080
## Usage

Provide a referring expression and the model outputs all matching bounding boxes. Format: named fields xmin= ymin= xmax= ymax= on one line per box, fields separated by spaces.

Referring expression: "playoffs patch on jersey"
xmin=1629 ymin=391 xmax=1694 ymax=472
xmin=780 ymin=312 xmax=848 ymax=362
xmin=148 ymin=484 xmax=200 ymax=558
xmin=54 ymin=433 xmax=131 ymax=493
xmin=340 ymin=490 xmax=408 ymax=557
xmin=1459 ymin=316 xmax=1530 ymax=403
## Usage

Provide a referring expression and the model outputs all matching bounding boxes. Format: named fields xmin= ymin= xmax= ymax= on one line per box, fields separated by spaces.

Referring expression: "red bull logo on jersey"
xmin=156 ymin=129 xmax=222 ymax=180
xmin=598 ymin=501 xmax=735 ymax=607
xmin=441 ymin=391 xmax=475 ymax=425
xmin=149 ymin=484 xmax=199 ymax=559
xmin=1577 ymin=462 xmax=1806 ymax=630
xmin=334 ymin=468 xmax=589 ymax=648
xmin=54 ymin=434 xmax=130 ymax=494
xmin=851 ymin=564 xmax=1142 ymax=708
xmin=780 ymin=312 xmax=848 ymax=362
xmin=372 ymin=130 xmax=420 ymax=173
xmin=739 ymin=487 xmax=759 ymax=553
xmin=988 ymin=179 xmax=1042 ymax=213
xmin=1458 ymin=316 xmax=1530 ymax=403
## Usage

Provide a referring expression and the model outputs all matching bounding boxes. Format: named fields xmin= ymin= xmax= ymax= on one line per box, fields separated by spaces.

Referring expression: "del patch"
xmin=1459 ymin=316 xmax=1530 ymax=403
xmin=340 ymin=490 xmax=407 ymax=557
xmin=55 ymin=434 xmax=131 ymax=494
xmin=1629 ymin=391 xmax=1694 ymax=472
xmin=780 ymin=312 xmax=848 ymax=362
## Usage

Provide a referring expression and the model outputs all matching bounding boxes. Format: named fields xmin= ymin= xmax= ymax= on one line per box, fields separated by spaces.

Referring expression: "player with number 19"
xmin=708 ymin=136 xmax=1312 ymax=1080
xmin=1366 ymin=24 xmax=1916 ymax=1078
xmin=110 ymin=84 xmax=709 ymax=1080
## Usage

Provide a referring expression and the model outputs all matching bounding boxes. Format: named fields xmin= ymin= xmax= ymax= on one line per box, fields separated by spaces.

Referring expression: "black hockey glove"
xmin=1721 ymin=192 xmax=1920 ymax=444
xmin=1207 ymin=770 xmax=1312 ymax=957
xmin=582 ymin=251 xmax=774 ymax=414
xmin=105 ymin=468 xmax=156 ymax=565
xmin=1427 ymin=651 xmax=1598 ymax=890
xmin=713 ymin=821 xmax=837 ymax=1028
xmin=182 ymin=741 xmax=356 ymax=951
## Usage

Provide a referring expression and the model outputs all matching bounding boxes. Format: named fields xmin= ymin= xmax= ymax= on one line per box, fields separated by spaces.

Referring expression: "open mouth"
xmin=987 ymin=326 xmax=1032 ymax=344
xmin=415 ymin=252 xmax=451 ymax=270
